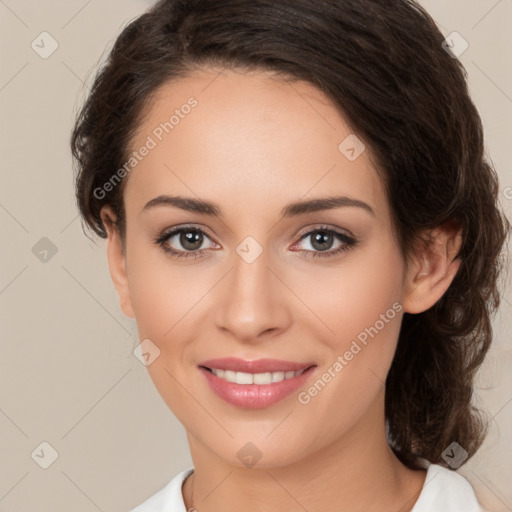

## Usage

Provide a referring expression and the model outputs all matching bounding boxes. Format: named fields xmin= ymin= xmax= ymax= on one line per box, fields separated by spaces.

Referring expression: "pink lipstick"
xmin=198 ymin=357 xmax=317 ymax=409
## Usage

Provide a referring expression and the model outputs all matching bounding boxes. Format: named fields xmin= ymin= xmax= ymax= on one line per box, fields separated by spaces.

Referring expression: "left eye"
xmin=292 ymin=228 xmax=357 ymax=258
xmin=154 ymin=225 xmax=357 ymax=259
xmin=296 ymin=229 xmax=350 ymax=251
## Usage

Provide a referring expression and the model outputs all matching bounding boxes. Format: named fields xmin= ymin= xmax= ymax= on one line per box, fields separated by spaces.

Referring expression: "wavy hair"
xmin=70 ymin=0 xmax=510 ymax=470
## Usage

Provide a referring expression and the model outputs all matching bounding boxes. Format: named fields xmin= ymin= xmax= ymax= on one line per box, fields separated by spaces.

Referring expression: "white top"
xmin=129 ymin=463 xmax=484 ymax=512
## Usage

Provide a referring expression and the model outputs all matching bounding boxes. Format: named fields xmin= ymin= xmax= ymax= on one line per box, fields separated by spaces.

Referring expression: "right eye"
xmin=154 ymin=225 xmax=218 ymax=259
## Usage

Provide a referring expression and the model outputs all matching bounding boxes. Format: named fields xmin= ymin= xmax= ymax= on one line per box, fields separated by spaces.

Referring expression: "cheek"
xmin=125 ymin=242 xmax=206 ymax=421
xmin=297 ymin=239 xmax=405 ymax=404
xmin=126 ymin=238 xmax=207 ymax=339
xmin=296 ymin=235 xmax=405 ymax=349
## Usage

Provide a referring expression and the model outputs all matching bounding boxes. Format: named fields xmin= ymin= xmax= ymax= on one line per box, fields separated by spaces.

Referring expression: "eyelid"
xmin=156 ymin=223 xmax=354 ymax=244
xmin=154 ymin=223 xmax=358 ymax=258
xmin=295 ymin=223 xmax=356 ymax=241
xmin=154 ymin=224 xmax=219 ymax=247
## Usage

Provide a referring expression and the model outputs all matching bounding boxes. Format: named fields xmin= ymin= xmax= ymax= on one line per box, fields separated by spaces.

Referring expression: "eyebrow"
xmin=141 ymin=195 xmax=375 ymax=218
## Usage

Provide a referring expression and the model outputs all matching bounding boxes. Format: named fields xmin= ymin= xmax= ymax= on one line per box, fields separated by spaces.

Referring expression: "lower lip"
xmin=199 ymin=366 xmax=317 ymax=409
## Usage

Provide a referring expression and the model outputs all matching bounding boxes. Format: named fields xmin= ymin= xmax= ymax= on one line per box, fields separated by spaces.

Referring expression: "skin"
xmin=101 ymin=67 xmax=462 ymax=512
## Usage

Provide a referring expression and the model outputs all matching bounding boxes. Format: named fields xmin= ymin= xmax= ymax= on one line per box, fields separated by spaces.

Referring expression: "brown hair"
xmin=71 ymin=0 xmax=510 ymax=470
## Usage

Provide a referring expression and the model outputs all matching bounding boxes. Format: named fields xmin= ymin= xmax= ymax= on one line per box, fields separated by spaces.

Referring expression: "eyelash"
xmin=154 ymin=224 xmax=357 ymax=260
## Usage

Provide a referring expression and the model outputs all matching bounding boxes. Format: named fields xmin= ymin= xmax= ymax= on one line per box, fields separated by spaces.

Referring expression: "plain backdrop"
xmin=0 ymin=1 xmax=511 ymax=511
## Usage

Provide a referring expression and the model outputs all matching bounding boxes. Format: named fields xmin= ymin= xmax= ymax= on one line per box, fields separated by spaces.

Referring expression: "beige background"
xmin=0 ymin=1 xmax=511 ymax=511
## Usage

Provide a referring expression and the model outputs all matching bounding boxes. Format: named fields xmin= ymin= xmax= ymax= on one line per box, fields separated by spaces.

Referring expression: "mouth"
xmin=198 ymin=358 xmax=318 ymax=409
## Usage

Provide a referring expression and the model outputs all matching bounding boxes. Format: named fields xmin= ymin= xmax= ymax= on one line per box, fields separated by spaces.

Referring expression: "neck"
xmin=182 ymin=389 xmax=426 ymax=512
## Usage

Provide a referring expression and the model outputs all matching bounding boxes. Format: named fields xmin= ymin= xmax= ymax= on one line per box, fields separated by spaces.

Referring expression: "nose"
xmin=214 ymin=245 xmax=292 ymax=343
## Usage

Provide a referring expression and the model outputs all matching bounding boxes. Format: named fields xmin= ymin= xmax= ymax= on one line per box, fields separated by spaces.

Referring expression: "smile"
xmin=208 ymin=368 xmax=307 ymax=385
xmin=198 ymin=359 xmax=317 ymax=409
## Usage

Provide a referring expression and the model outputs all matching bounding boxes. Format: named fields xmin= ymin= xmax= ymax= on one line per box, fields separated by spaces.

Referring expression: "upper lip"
xmin=199 ymin=357 xmax=316 ymax=373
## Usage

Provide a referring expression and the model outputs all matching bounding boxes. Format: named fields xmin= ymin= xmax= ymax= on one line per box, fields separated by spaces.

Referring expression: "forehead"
xmin=124 ymin=67 xmax=388 ymax=220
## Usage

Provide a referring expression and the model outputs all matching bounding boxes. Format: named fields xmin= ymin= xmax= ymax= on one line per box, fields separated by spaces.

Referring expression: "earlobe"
xmin=402 ymin=220 xmax=463 ymax=314
xmin=100 ymin=206 xmax=134 ymax=318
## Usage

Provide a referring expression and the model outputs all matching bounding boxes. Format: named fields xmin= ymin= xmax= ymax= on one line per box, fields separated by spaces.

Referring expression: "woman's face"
xmin=109 ymin=67 xmax=413 ymax=467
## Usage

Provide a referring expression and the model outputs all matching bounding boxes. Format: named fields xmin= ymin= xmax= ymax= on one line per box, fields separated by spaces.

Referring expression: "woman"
xmin=70 ymin=0 xmax=510 ymax=510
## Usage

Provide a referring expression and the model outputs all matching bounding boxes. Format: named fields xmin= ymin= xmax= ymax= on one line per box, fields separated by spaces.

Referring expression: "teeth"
xmin=210 ymin=368 xmax=306 ymax=384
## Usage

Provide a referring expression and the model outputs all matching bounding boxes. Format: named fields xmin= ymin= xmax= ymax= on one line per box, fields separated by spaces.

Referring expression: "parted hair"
xmin=70 ymin=0 xmax=510 ymax=470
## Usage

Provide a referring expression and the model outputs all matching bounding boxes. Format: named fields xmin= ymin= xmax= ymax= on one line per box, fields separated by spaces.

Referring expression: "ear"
xmin=100 ymin=206 xmax=134 ymax=318
xmin=402 ymin=220 xmax=463 ymax=314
